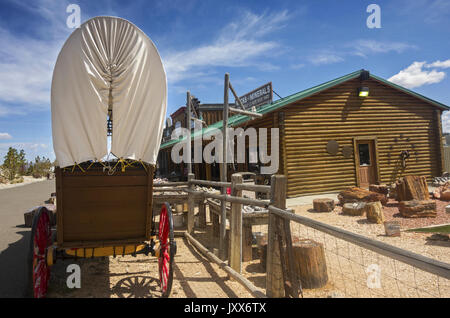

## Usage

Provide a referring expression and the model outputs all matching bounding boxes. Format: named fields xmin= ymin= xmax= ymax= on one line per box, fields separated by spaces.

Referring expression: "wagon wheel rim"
xmin=158 ymin=203 xmax=174 ymax=297
xmin=30 ymin=208 xmax=52 ymax=298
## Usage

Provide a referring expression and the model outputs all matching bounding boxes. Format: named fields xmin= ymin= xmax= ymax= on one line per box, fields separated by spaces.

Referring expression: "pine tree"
xmin=2 ymin=147 xmax=25 ymax=181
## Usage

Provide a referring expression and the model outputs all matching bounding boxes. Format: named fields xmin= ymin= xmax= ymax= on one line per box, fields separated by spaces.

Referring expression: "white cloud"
xmin=0 ymin=133 xmax=12 ymax=140
xmin=305 ymin=40 xmax=414 ymax=66
xmin=0 ymin=28 xmax=63 ymax=114
xmin=308 ymin=53 xmax=344 ymax=65
xmin=0 ymin=142 xmax=53 ymax=161
xmin=163 ymin=10 xmax=291 ymax=83
xmin=425 ymin=59 xmax=450 ymax=69
xmin=291 ymin=63 xmax=305 ymax=70
xmin=397 ymin=0 xmax=450 ymax=24
xmin=0 ymin=1 xmax=72 ymax=117
xmin=442 ymin=111 xmax=450 ymax=132
xmin=388 ymin=61 xmax=448 ymax=89
xmin=350 ymin=40 xmax=415 ymax=57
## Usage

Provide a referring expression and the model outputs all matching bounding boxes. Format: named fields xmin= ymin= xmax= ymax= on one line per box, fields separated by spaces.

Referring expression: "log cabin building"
xmin=158 ymin=70 xmax=449 ymax=197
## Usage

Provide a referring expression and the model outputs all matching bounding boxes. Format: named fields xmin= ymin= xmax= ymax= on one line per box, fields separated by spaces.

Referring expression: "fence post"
xmin=187 ymin=173 xmax=195 ymax=234
xmin=266 ymin=175 xmax=287 ymax=298
xmin=198 ymin=199 xmax=207 ymax=229
xmin=229 ymin=173 xmax=243 ymax=272
xmin=186 ymin=91 xmax=192 ymax=174
xmin=219 ymin=72 xmax=230 ymax=261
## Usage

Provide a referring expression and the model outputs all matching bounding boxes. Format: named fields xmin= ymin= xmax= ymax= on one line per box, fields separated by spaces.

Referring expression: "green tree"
xmin=31 ymin=156 xmax=52 ymax=178
xmin=2 ymin=147 xmax=26 ymax=181
xmin=18 ymin=149 xmax=26 ymax=175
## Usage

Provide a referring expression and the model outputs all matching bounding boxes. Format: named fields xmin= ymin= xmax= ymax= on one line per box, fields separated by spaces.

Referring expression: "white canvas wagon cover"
xmin=51 ymin=16 xmax=167 ymax=168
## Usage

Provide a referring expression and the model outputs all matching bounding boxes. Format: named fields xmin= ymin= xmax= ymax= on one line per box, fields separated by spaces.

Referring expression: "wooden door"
xmin=356 ymin=140 xmax=377 ymax=188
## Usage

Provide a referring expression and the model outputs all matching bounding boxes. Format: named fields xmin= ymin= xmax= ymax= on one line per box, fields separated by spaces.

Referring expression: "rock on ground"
xmin=398 ymin=200 xmax=437 ymax=218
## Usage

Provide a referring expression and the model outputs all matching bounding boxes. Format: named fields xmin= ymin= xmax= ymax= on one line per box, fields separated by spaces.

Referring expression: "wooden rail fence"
xmin=154 ymin=173 xmax=450 ymax=298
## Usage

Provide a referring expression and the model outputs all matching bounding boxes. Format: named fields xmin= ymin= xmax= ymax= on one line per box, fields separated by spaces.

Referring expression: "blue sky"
xmin=0 ymin=0 xmax=450 ymax=161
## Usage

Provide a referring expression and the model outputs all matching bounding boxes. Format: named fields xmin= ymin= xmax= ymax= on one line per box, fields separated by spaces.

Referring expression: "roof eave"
xmin=369 ymin=74 xmax=450 ymax=111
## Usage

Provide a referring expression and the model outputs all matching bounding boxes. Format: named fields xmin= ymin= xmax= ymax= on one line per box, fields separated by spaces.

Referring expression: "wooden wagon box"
xmin=55 ymin=164 xmax=154 ymax=248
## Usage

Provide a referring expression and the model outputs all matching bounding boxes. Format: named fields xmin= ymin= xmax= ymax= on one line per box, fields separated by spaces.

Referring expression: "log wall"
xmin=282 ymin=78 xmax=442 ymax=197
xmin=235 ymin=112 xmax=281 ymax=174
xmin=202 ymin=110 xmax=223 ymax=126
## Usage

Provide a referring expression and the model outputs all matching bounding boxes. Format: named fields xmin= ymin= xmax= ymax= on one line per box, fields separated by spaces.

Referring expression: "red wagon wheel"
xmin=27 ymin=207 xmax=53 ymax=298
xmin=158 ymin=202 xmax=176 ymax=297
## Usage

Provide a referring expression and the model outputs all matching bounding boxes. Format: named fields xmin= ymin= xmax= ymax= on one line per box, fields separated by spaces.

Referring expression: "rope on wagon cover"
xmin=139 ymin=160 xmax=148 ymax=173
xmin=70 ymin=162 xmax=85 ymax=173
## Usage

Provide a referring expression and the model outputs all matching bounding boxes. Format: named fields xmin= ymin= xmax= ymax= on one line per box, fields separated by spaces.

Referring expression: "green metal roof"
xmin=160 ymin=69 xmax=449 ymax=150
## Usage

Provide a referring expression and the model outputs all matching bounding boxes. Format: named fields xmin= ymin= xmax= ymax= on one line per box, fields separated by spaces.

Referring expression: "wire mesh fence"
xmin=289 ymin=221 xmax=449 ymax=298
xmin=193 ymin=202 xmax=449 ymax=298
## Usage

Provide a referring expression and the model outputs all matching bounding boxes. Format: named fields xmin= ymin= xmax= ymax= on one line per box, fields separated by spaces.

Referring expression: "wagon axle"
xmin=44 ymin=241 xmax=158 ymax=267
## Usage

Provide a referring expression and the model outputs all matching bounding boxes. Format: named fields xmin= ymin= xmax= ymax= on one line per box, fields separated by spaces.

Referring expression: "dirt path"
xmin=0 ymin=180 xmax=55 ymax=297
xmin=47 ymin=236 xmax=253 ymax=298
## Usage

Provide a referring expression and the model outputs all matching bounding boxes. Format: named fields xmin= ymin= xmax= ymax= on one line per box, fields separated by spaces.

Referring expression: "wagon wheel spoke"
xmin=28 ymin=208 xmax=53 ymax=298
xmin=157 ymin=203 xmax=175 ymax=297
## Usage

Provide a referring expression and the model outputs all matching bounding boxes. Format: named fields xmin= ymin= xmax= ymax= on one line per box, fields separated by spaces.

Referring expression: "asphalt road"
xmin=0 ymin=180 xmax=55 ymax=297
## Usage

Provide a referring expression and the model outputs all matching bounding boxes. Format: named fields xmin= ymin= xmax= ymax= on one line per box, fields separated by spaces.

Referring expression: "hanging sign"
xmin=239 ymin=82 xmax=273 ymax=109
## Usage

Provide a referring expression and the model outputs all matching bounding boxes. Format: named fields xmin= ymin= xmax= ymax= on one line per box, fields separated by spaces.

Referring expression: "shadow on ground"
xmin=0 ymin=230 xmax=30 ymax=297
xmin=174 ymin=236 xmax=240 ymax=298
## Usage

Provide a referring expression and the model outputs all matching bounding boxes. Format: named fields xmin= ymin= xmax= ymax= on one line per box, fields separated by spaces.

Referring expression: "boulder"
xmin=384 ymin=221 xmax=401 ymax=237
xmin=338 ymin=187 xmax=387 ymax=206
xmin=398 ymin=200 xmax=437 ymax=218
xmin=440 ymin=190 xmax=450 ymax=201
xmin=389 ymin=183 xmax=397 ymax=200
xmin=433 ymin=182 xmax=450 ymax=200
xmin=342 ymin=202 xmax=366 ymax=216
xmin=369 ymin=184 xmax=389 ymax=196
xmin=313 ymin=198 xmax=335 ymax=212
xmin=395 ymin=176 xmax=429 ymax=202
xmin=364 ymin=201 xmax=384 ymax=224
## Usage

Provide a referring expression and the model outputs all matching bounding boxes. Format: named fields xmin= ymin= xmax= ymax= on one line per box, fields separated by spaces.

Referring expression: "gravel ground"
xmin=292 ymin=199 xmax=450 ymax=264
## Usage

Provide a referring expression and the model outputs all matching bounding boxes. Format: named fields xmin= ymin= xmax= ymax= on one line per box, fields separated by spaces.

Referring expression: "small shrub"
xmin=11 ymin=176 xmax=24 ymax=184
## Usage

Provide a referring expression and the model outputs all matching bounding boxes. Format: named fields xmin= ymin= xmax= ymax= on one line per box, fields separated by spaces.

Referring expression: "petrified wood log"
xmin=398 ymin=200 xmax=437 ymax=218
xmin=364 ymin=201 xmax=385 ymax=224
xmin=369 ymin=184 xmax=389 ymax=196
xmin=291 ymin=238 xmax=328 ymax=289
xmin=433 ymin=182 xmax=450 ymax=201
xmin=338 ymin=187 xmax=387 ymax=205
xmin=342 ymin=202 xmax=366 ymax=216
xmin=395 ymin=175 xmax=430 ymax=202
xmin=313 ymin=198 xmax=335 ymax=212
